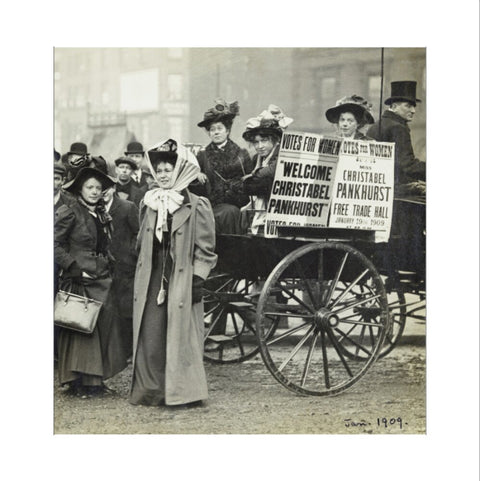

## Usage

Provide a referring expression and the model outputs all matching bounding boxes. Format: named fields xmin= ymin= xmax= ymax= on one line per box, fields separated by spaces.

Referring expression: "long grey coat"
xmin=131 ymin=191 xmax=217 ymax=405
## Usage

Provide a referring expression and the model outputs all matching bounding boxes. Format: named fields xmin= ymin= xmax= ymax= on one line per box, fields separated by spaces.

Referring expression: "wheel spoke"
xmin=319 ymin=328 xmax=330 ymax=389
xmin=332 ymin=294 xmax=381 ymax=315
xmin=293 ymin=259 xmax=318 ymax=310
xmin=301 ymin=331 xmax=319 ymax=387
xmin=205 ymin=306 xmax=226 ymax=337
xmin=279 ymin=282 xmax=316 ymax=314
xmin=329 ymin=269 xmax=370 ymax=309
xmin=325 ymin=252 xmax=349 ymax=307
xmin=278 ymin=325 xmax=315 ymax=372
xmin=325 ymin=327 xmax=354 ymax=377
xmin=231 ymin=313 xmax=245 ymax=357
xmin=333 ymin=327 xmax=373 ymax=356
xmin=265 ymin=321 xmax=311 ymax=345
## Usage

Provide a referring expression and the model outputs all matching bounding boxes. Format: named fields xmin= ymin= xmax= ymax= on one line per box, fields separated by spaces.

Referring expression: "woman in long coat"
xmin=54 ymin=167 xmax=128 ymax=395
xmin=130 ymin=139 xmax=217 ymax=407
xmin=191 ymin=98 xmax=253 ymax=234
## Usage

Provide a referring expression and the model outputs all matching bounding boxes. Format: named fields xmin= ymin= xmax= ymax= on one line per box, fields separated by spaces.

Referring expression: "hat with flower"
xmin=242 ymin=104 xmax=293 ymax=142
xmin=197 ymin=98 xmax=240 ymax=129
xmin=325 ymin=95 xmax=374 ymax=126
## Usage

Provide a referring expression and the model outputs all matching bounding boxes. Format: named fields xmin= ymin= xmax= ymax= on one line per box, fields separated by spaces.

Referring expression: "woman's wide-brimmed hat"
xmin=67 ymin=142 xmax=89 ymax=156
xmin=325 ymin=95 xmax=374 ymax=126
xmin=197 ymin=98 xmax=240 ymax=128
xmin=114 ymin=156 xmax=137 ymax=169
xmin=384 ymin=81 xmax=421 ymax=106
xmin=124 ymin=141 xmax=145 ymax=155
xmin=242 ymin=105 xmax=293 ymax=141
xmin=63 ymin=167 xmax=116 ymax=193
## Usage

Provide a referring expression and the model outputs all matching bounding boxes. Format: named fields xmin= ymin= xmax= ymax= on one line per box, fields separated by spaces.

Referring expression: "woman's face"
xmin=80 ymin=177 xmax=103 ymax=204
xmin=252 ymin=135 xmax=276 ymax=157
xmin=337 ymin=112 xmax=358 ymax=137
xmin=208 ymin=122 xmax=229 ymax=145
xmin=155 ymin=161 xmax=175 ymax=188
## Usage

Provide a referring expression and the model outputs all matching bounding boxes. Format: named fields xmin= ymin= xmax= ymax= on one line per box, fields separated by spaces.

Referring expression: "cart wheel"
xmin=203 ymin=273 xmax=278 ymax=364
xmin=379 ymin=287 xmax=407 ymax=357
xmin=256 ymin=242 xmax=390 ymax=396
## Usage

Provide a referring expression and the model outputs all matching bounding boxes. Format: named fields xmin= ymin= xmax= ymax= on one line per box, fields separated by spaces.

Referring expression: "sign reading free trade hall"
xmin=264 ymin=131 xmax=395 ymax=241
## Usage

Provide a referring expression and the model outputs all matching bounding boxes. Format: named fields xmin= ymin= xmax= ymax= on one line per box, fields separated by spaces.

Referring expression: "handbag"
xmin=54 ymin=284 xmax=103 ymax=334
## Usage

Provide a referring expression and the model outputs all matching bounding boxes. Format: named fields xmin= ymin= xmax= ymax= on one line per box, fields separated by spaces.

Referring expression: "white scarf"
xmin=143 ymin=139 xmax=200 ymax=242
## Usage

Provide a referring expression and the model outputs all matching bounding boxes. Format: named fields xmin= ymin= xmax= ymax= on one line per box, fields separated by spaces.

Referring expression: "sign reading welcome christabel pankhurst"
xmin=264 ymin=131 xmax=395 ymax=242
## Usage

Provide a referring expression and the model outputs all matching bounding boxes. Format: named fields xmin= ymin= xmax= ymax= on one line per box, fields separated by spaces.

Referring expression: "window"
xmin=167 ymin=74 xmax=183 ymax=100
xmin=368 ymin=75 xmax=382 ymax=102
xmin=320 ymin=77 xmax=336 ymax=100
xmin=168 ymin=48 xmax=183 ymax=59
xmin=167 ymin=117 xmax=182 ymax=140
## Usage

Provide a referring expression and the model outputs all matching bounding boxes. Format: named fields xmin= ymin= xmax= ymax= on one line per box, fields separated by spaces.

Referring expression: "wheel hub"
xmin=314 ymin=307 xmax=340 ymax=328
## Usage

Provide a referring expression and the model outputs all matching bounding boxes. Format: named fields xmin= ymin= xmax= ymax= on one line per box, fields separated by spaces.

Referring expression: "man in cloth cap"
xmin=114 ymin=156 xmax=144 ymax=207
xmin=125 ymin=141 xmax=149 ymax=189
xmin=367 ymin=81 xmax=426 ymax=196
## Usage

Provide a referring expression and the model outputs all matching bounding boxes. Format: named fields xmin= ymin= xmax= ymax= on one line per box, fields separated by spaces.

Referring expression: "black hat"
xmin=54 ymin=149 xmax=61 ymax=162
xmin=67 ymin=142 xmax=89 ymax=156
xmin=325 ymin=95 xmax=375 ymax=126
xmin=114 ymin=156 xmax=137 ymax=169
xmin=385 ymin=81 xmax=421 ymax=106
xmin=197 ymin=99 xmax=239 ymax=129
xmin=54 ymin=162 xmax=66 ymax=176
xmin=63 ymin=167 xmax=116 ymax=193
xmin=125 ymin=141 xmax=144 ymax=155
xmin=147 ymin=139 xmax=178 ymax=166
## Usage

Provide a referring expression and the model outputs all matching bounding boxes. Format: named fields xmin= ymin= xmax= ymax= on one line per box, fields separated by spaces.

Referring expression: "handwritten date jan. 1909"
xmin=344 ymin=417 xmax=407 ymax=429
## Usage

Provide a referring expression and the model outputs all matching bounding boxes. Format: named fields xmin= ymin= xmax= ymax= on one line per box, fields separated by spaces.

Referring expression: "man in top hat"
xmin=367 ymin=81 xmax=426 ymax=195
xmin=114 ymin=156 xmax=144 ymax=207
xmin=125 ymin=141 xmax=149 ymax=188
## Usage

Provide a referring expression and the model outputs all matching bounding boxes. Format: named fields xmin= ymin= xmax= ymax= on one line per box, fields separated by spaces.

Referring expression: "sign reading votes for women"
xmin=264 ymin=131 xmax=395 ymax=242
xmin=329 ymin=139 xmax=395 ymax=242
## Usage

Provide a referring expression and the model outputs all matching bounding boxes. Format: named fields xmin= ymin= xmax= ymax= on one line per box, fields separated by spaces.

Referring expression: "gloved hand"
xmin=192 ymin=275 xmax=205 ymax=304
xmin=67 ymin=262 xmax=83 ymax=281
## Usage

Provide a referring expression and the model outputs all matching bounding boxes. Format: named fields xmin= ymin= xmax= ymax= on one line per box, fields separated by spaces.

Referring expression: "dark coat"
xmin=243 ymin=143 xmax=280 ymax=198
xmin=193 ymin=139 xmax=253 ymax=207
xmin=109 ymin=194 xmax=139 ymax=272
xmin=54 ymin=199 xmax=127 ymax=384
xmin=115 ymin=179 xmax=145 ymax=207
xmin=131 ymin=191 xmax=217 ymax=405
xmin=367 ymin=110 xmax=426 ymax=185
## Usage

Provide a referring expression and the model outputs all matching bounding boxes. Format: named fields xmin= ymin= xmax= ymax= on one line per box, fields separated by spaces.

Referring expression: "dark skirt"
xmin=129 ymin=260 xmax=168 ymax=406
xmin=57 ymin=276 xmax=128 ymax=386
xmin=213 ymin=203 xmax=247 ymax=235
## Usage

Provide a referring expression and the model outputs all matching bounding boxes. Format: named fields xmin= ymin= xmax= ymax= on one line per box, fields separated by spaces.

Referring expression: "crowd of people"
xmin=54 ymin=80 xmax=426 ymax=407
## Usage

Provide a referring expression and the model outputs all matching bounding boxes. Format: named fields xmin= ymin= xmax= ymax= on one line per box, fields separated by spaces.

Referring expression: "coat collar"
xmin=383 ymin=109 xmax=410 ymax=128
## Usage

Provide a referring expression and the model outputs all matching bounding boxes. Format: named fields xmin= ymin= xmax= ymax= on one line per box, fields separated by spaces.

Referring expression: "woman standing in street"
xmin=55 ymin=167 xmax=128 ymax=395
xmin=325 ymin=94 xmax=374 ymax=140
xmin=130 ymin=139 xmax=217 ymax=407
xmin=193 ymin=98 xmax=253 ymax=234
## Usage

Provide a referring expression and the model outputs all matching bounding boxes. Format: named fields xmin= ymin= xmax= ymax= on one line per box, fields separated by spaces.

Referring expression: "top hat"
xmin=325 ymin=95 xmax=374 ymax=126
xmin=67 ymin=142 xmax=89 ymax=156
xmin=114 ymin=156 xmax=137 ymax=169
xmin=385 ymin=81 xmax=422 ymax=106
xmin=125 ymin=141 xmax=145 ymax=155
xmin=242 ymin=105 xmax=293 ymax=142
xmin=197 ymin=98 xmax=239 ymax=129
xmin=63 ymin=167 xmax=116 ymax=193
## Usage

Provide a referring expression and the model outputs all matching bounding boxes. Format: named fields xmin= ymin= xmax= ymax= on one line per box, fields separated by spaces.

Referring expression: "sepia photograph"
xmin=3 ymin=1 xmax=478 ymax=480
xmin=53 ymin=47 xmax=427 ymax=435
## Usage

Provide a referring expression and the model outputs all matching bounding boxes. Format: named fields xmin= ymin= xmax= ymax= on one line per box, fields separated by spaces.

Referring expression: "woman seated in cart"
xmin=191 ymin=98 xmax=253 ymax=235
xmin=241 ymin=105 xmax=293 ymax=235
xmin=325 ymin=94 xmax=375 ymax=139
